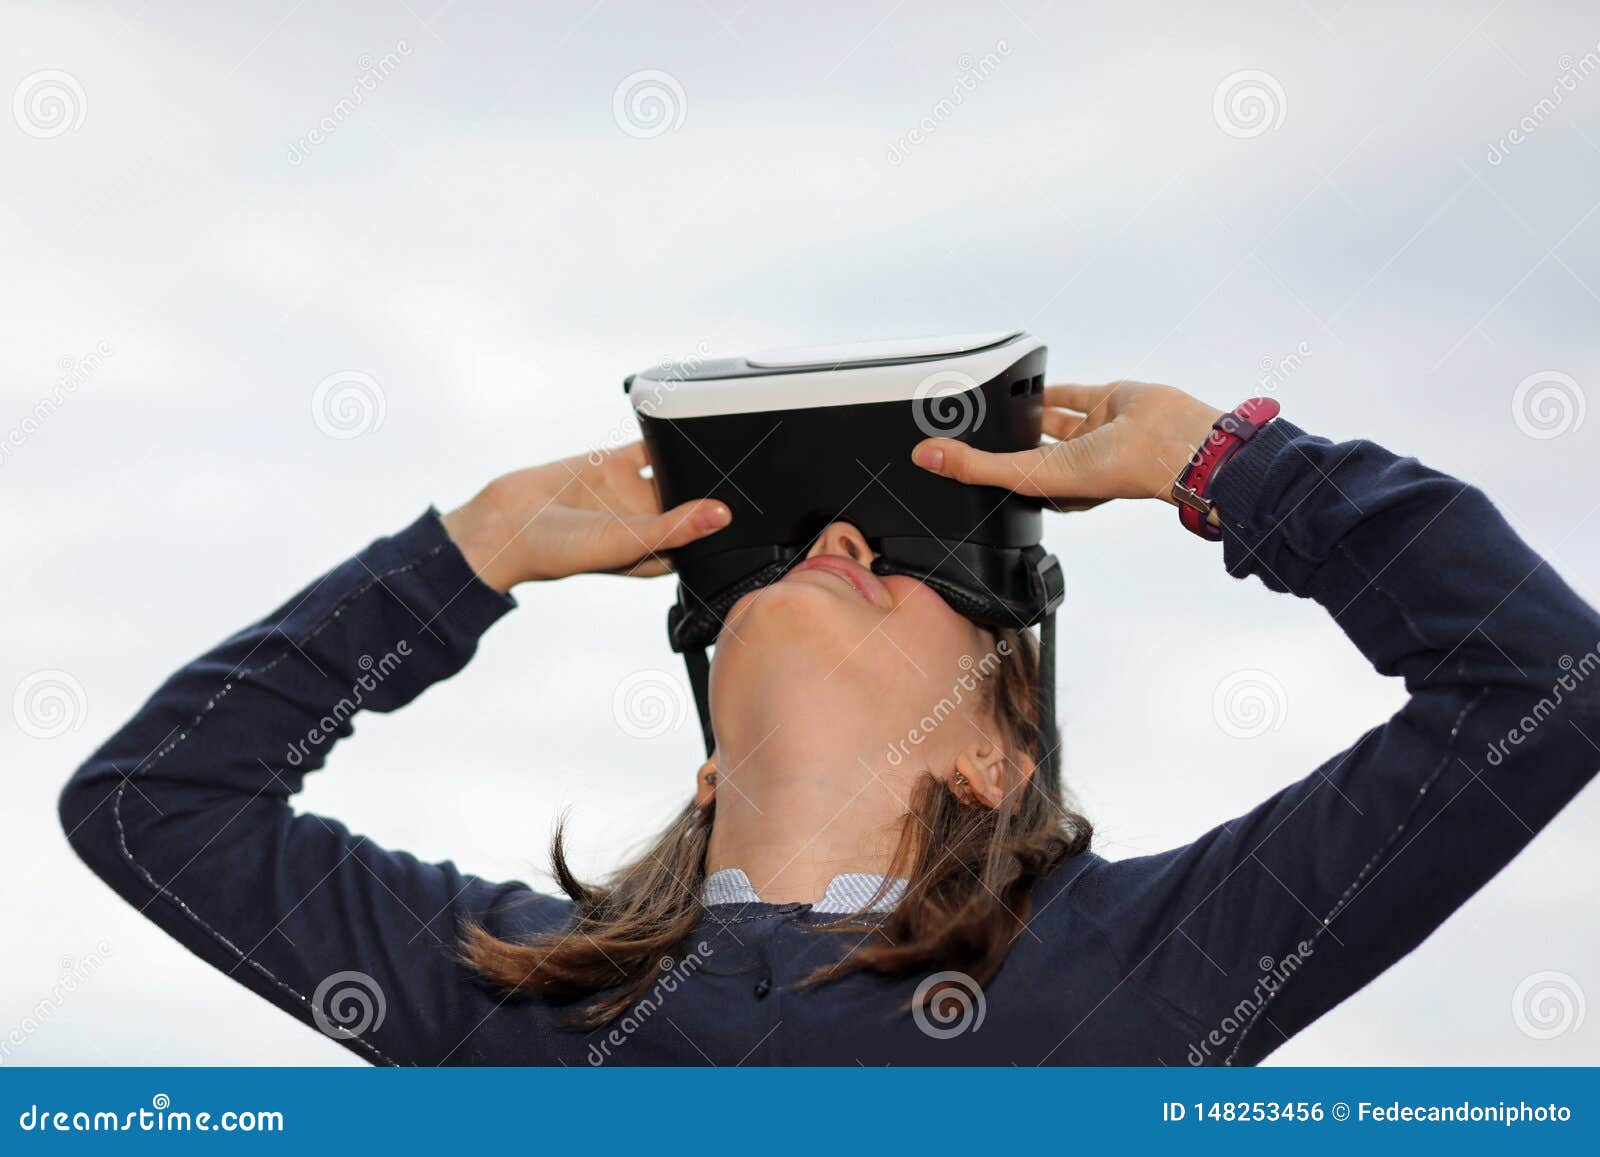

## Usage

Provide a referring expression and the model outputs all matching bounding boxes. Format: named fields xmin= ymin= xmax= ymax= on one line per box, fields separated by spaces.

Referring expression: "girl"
xmin=61 ymin=380 xmax=1600 ymax=1065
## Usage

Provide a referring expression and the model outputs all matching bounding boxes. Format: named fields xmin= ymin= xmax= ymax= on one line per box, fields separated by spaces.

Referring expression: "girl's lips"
xmin=788 ymin=556 xmax=882 ymax=605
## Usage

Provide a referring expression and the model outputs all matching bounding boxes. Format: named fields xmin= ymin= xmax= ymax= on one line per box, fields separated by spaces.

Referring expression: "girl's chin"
xmin=719 ymin=583 xmax=879 ymax=659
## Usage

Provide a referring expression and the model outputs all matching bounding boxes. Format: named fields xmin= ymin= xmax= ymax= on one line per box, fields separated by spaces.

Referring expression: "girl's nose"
xmin=806 ymin=521 xmax=874 ymax=566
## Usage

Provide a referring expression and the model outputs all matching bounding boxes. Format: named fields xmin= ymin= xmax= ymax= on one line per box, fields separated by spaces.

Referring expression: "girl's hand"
xmin=911 ymin=381 xmax=1225 ymax=515
xmin=442 ymin=442 xmax=731 ymax=593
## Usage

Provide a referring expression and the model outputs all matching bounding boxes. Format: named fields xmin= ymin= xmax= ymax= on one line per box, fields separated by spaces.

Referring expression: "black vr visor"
xmin=626 ymin=331 xmax=1065 ymax=793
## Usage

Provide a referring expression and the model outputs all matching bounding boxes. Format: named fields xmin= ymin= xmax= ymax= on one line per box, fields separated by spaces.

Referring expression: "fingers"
xmin=1046 ymin=496 xmax=1108 ymax=514
xmin=1041 ymin=408 xmax=1086 ymax=441
xmin=1043 ymin=382 xmax=1116 ymax=414
xmin=603 ymin=498 xmax=731 ymax=572
xmin=1042 ymin=383 xmax=1123 ymax=443
xmin=618 ymin=555 xmax=674 ymax=578
xmin=642 ymin=498 xmax=731 ymax=548
xmin=614 ymin=441 xmax=651 ymax=471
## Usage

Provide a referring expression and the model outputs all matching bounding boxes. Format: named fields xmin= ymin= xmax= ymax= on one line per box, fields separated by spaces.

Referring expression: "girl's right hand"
xmin=442 ymin=442 xmax=731 ymax=594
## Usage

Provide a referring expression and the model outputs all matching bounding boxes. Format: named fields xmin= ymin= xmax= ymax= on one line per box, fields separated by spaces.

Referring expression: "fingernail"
xmin=913 ymin=444 xmax=944 ymax=472
xmin=696 ymin=503 xmax=731 ymax=531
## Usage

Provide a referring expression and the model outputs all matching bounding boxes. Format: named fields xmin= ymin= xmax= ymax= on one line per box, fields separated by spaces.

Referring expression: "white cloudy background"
xmin=3 ymin=0 xmax=1598 ymax=1065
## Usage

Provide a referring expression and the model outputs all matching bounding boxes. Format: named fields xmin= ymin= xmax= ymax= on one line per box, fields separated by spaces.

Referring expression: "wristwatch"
xmin=1171 ymin=397 xmax=1281 ymax=540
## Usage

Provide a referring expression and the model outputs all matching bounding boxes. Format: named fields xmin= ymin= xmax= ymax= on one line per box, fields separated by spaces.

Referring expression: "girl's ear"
xmin=693 ymin=753 xmax=719 ymax=810
xmin=951 ymin=731 xmax=1033 ymax=810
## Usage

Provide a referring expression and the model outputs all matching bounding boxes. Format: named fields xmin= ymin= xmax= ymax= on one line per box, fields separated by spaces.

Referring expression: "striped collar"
xmin=702 ymin=867 xmax=907 ymax=914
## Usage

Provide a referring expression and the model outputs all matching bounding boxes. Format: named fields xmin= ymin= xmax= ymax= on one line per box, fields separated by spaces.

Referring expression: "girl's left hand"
xmin=910 ymin=380 xmax=1224 ymax=514
xmin=442 ymin=442 xmax=731 ymax=593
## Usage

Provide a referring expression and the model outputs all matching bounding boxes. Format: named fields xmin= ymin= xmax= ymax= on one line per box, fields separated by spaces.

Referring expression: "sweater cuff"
xmin=1208 ymin=418 xmax=1309 ymax=591
xmin=373 ymin=507 xmax=517 ymax=642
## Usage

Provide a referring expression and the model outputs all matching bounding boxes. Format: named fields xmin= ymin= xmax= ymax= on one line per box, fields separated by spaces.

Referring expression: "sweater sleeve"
xmin=1076 ymin=421 xmax=1600 ymax=1065
xmin=58 ymin=508 xmax=572 ymax=1066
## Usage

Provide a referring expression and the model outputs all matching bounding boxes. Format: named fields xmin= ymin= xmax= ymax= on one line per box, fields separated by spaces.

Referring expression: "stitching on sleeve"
xmin=109 ymin=544 xmax=452 ymax=1068
xmin=1333 ymin=542 xmax=1436 ymax=649
xmin=1222 ymin=683 xmax=1487 ymax=1065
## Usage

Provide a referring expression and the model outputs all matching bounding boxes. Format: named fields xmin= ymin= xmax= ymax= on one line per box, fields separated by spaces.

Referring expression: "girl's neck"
xmin=704 ymin=734 xmax=914 ymax=904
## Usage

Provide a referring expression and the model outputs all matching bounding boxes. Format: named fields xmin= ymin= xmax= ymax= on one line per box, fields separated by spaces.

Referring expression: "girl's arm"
xmin=917 ymin=386 xmax=1600 ymax=1064
xmin=60 ymin=509 xmax=540 ymax=1066
xmin=59 ymin=446 xmax=730 ymax=1065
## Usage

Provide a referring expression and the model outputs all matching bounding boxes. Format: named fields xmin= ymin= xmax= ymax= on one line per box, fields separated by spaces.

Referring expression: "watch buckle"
xmin=1171 ymin=481 xmax=1212 ymax=516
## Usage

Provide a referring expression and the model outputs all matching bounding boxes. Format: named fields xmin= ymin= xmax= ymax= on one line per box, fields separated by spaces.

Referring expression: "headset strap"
xmin=1036 ymin=610 xmax=1060 ymax=798
xmin=683 ymin=646 xmax=715 ymax=756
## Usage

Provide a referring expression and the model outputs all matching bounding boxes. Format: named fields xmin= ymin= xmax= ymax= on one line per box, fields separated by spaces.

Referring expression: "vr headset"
xmin=626 ymin=330 xmax=1065 ymax=794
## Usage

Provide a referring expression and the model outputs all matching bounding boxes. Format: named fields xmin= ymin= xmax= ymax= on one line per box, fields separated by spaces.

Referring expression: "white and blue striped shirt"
xmin=702 ymin=867 xmax=907 ymax=914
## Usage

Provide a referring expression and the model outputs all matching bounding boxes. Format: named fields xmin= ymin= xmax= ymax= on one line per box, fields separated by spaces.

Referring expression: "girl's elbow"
xmin=58 ymin=760 xmax=123 ymax=880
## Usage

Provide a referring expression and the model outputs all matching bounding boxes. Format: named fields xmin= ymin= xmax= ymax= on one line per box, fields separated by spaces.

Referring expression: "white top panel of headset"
xmin=628 ymin=331 xmax=1041 ymax=419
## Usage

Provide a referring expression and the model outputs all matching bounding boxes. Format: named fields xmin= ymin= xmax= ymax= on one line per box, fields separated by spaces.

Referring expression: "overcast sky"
xmin=3 ymin=0 xmax=1598 ymax=1065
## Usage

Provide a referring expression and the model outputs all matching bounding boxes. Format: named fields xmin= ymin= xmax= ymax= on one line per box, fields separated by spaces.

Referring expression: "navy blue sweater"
xmin=60 ymin=421 xmax=1600 ymax=1065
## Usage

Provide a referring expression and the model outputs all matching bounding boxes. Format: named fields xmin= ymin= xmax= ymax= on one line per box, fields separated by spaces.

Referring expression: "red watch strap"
xmin=1174 ymin=397 xmax=1280 ymax=540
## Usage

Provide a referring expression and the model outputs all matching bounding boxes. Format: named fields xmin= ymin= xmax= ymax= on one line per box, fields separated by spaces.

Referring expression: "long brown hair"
xmin=461 ymin=626 xmax=1092 ymax=1026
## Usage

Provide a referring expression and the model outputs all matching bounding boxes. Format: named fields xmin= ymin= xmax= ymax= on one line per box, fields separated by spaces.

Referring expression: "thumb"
xmin=912 ymin=439 xmax=1057 ymax=497
xmin=913 ymin=434 xmax=1114 ymax=501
